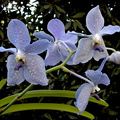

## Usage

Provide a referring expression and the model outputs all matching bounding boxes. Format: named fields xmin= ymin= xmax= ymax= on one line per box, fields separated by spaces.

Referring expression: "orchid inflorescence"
xmin=0 ymin=5 xmax=120 ymax=114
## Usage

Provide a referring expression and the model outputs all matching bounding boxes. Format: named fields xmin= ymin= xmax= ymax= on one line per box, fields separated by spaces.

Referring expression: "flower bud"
xmin=108 ymin=51 xmax=120 ymax=64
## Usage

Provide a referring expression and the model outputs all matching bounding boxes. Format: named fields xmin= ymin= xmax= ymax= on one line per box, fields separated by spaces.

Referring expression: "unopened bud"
xmin=108 ymin=51 xmax=120 ymax=64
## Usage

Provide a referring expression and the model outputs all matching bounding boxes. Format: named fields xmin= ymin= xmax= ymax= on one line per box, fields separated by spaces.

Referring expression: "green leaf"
xmin=65 ymin=22 xmax=72 ymax=30
xmin=1 ymin=103 xmax=95 ymax=119
xmin=71 ymin=12 xmax=85 ymax=18
xmin=73 ymin=20 xmax=85 ymax=31
xmin=0 ymin=79 xmax=7 ymax=90
xmin=73 ymin=21 xmax=77 ymax=30
xmin=0 ymin=90 xmax=74 ymax=107
xmin=0 ymin=90 xmax=108 ymax=108
xmin=44 ymin=4 xmax=51 ymax=9
xmin=0 ymin=30 xmax=4 ymax=39
xmin=89 ymin=96 xmax=109 ymax=107
xmin=55 ymin=5 xmax=66 ymax=13
xmin=106 ymin=7 xmax=111 ymax=17
xmin=114 ymin=18 xmax=120 ymax=25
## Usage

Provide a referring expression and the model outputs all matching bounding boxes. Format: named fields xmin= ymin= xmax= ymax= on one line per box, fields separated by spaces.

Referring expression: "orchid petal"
xmin=6 ymin=55 xmax=24 ymax=86
xmin=93 ymin=39 xmax=108 ymax=61
xmin=74 ymin=83 xmax=93 ymax=114
xmin=86 ymin=5 xmax=104 ymax=34
xmin=7 ymin=19 xmax=31 ymax=50
xmin=91 ymin=93 xmax=101 ymax=100
xmin=65 ymin=42 xmax=77 ymax=51
xmin=99 ymin=73 xmax=110 ymax=85
xmin=45 ymin=43 xmax=61 ymax=66
xmin=85 ymin=70 xmax=102 ymax=85
xmin=0 ymin=46 xmax=16 ymax=53
xmin=47 ymin=19 xmax=65 ymax=39
xmin=24 ymin=54 xmax=48 ymax=86
xmin=61 ymin=31 xmax=78 ymax=44
xmin=24 ymin=39 xmax=50 ymax=54
xmin=99 ymin=25 xmax=120 ymax=36
xmin=33 ymin=31 xmax=54 ymax=42
xmin=73 ymin=38 xmax=93 ymax=64
xmin=85 ymin=70 xmax=110 ymax=86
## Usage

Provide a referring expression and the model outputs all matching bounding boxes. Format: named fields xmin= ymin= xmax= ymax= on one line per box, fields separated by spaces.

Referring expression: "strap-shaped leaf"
xmin=0 ymin=90 xmax=108 ymax=108
xmin=1 ymin=103 xmax=95 ymax=119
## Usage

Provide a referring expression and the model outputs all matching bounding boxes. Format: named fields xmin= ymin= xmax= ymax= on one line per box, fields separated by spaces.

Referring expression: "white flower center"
xmin=92 ymin=34 xmax=102 ymax=46
xmin=15 ymin=50 xmax=26 ymax=63
xmin=92 ymin=85 xmax=100 ymax=93
xmin=54 ymin=39 xmax=61 ymax=45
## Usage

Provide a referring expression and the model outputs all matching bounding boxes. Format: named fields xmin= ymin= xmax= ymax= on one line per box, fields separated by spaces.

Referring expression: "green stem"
xmin=46 ymin=50 xmax=75 ymax=73
xmin=0 ymin=50 xmax=75 ymax=114
xmin=46 ymin=65 xmax=61 ymax=74
xmin=61 ymin=51 xmax=75 ymax=66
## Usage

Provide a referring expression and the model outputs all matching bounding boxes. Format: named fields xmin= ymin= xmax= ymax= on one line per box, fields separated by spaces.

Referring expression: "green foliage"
xmin=1 ymin=103 xmax=95 ymax=119
xmin=0 ymin=90 xmax=108 ymax=119
xmin=0 ymin=79 xmax=6 ymax=90
xmin=0 ymin=90 xmax=108 ymax=108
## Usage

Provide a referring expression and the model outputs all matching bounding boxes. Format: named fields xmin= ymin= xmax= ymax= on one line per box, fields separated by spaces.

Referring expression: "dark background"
xmin=0 ymin=0 xmax=120 ymax=119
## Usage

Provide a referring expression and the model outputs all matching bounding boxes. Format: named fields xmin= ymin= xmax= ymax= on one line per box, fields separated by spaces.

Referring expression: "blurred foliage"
xmin=0 ymin=0 xmax=120 ymax=119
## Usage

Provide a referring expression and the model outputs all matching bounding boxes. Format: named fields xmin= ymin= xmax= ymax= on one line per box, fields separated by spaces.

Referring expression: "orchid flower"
xmin=108 ymin=51 xmax=120 ymax=64
xmin=74 ymin=58 xmax=110 ymax=114
xmin=0 ymin=19 xmax=49 ymax=86
xmin=73 ymin=5 xmax=120 ymax=64
xmin=34 ymin=19 xmax=77 ymax=66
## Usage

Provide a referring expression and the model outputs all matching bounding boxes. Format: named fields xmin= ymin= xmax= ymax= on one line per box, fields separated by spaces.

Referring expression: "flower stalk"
xmin=106 ymin=47 xmax=116 ymax=52
xmin=61 ymin=66 xmax=94 ymax=85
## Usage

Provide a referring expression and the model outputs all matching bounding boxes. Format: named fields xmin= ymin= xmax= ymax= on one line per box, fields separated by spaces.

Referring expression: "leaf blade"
xmin=0 ymin=90 xmax=108 ymax=108
xmin=1 ymin=103 xmax=95 ymax=119
xmin=0 ymin=79 xmax=7 ymax=90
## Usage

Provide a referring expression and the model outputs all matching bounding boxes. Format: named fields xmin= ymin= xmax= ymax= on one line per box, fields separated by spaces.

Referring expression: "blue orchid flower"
xmin=74 ymin=58 xmax=110 ymax=114
xmin=34 ymin=19 xmax=77 ymax=66
xmin=72 ymin=5 xmax=120 ymax=64
xmin=108 ymin=51 xmax=120 ymax=64
xmin=0 ymin=19 xmax=49 ymax=86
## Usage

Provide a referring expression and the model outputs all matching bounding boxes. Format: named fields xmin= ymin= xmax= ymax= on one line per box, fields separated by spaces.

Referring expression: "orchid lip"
xmin=14 ymin=61 xmax=25 ymax=70
xmin=93 ymin=46 xmax=104 ymax=52
xmin=91 ymin=93 xmax=101 ymax=100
